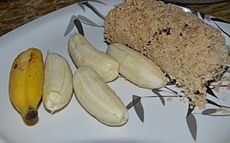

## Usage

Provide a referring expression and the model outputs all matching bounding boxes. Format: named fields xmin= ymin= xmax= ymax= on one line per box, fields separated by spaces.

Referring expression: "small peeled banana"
xmin=107 ymin=43 xmax=167 ymax=89
xmin=43 ymin=52 xmax=73 ymax=113
xmin=9 ymin=48 xmax=44 ymax=125
xmin=68 ymin=33 xmax=119 ymax=82
xmin=73 ymin=66 xmax=128 ymax=126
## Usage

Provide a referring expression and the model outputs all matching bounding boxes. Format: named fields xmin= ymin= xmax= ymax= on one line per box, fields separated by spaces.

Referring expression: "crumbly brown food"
xmin=104 ymin=0 xmax=229 ymax=108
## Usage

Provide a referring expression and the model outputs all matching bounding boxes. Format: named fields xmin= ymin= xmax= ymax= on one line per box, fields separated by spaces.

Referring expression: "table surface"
xmin=0 ymin=0 xmax=229 ymax=36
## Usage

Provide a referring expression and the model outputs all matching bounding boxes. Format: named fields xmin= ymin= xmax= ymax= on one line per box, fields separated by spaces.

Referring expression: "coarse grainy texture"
xmin=104 ymin=0 xmax=229 ymax=108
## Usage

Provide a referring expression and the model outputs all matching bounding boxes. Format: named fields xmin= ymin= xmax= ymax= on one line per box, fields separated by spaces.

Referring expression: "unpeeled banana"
xmin=68 ymin=33 xmax=119 ymax=82
xmin=73 ymin=66 xmax=128 ymax=126
xmin=107 ymin=43 xmax=167 ymax=89
xmin=43 ymin=52 xmax=73 ymax=113
xmin=9 ymin=48 xmax=44 ymax=125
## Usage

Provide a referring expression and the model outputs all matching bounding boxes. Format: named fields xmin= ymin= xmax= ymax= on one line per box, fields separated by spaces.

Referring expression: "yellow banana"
xmin=107 ymin=43 xmax=167 ymax=89
xmin=9 ymin=48 xmax=44 ymax=125
xmin=43 ymin=52 xmax=73 ymax=113
xmin=68 ymin=33 xmax=119 ymax=82
xmin=73 ymin=66 xmax=128 ymax=126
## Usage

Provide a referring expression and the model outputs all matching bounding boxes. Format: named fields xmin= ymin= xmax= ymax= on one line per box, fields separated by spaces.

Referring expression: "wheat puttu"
xmin=104 ymin=0 xmax=228 ymax=108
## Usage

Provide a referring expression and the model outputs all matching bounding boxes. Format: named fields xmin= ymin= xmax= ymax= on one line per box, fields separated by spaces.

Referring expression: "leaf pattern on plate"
xmin=206 ymin=114 xmax=230 ymax=117
xmin=88 ymin=0 xmax=106 ymax=5
xmin=202 ymin=108 xmax=218 ymax=115
xmin=77 ymin=15 xmax=104 ymax=27
xmin=79 ymin=4 xmax=86 ymax=12
xmin=65 ymin=0 xmax=106 ymax=36
xmin=212 ymin=20 xmax=230 ymax=38
xmin=81 ymin=1 xmax=105 ymax=20
xmin=210 ymin=17 xmax=230 ymax=24
xmin=164 ymin=86 xmax=178 ymax=94
xmin=186 ymin=113 xmax=197 ymax=141
xmin=206 ymin=99 xmax=221 ymax=107
xmin=199 ymin=12 xmax=206 ymax=20
xmin=186 ymin=99 xmax=195 ymax=117
xmin=132 ymin=95 xmax=144 ymax=122
xmin=74 ymin=18 xmax=84 ymax=36
xmin=206 ymin=86 xmax=218 ymax=99
xmin=152 ymin=89 xmax=165 ymax=106
xmin=64 ymin=15 xmax=78 ymax=36
xmin=207 ymin=99 xmax=230 ymax=109
xmin=126 ymin=95 xmax=141 ymax=110
xmin=64 ymin=15 xmax=84 ymax=36
xmin=66 ymin=2 xmax=230 ymax=141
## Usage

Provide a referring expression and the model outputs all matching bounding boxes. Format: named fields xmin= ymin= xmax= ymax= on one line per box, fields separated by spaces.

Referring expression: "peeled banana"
xmin=107 ymin=43 xmax=167 ymax=89
xmin=68 ymin=33 xmax=119 ymax=82
xmin=73 ymin=66 xmax=128 ymax=126
xmin=43 ymin=52 xmax=73 ymax=113
xmin=9 ymin=48 xmax=44 ymax=125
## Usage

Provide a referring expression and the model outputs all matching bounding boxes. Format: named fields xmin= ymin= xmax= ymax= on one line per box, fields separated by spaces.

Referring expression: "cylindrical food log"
xmin=104 ymin=0 xmax=228 ymax=108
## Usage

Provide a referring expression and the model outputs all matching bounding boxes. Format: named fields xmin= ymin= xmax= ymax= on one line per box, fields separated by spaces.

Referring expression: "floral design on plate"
xmin=65 ymin=0 xmax=230 ymax=142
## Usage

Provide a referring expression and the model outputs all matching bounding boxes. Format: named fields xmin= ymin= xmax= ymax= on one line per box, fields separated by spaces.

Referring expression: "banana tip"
xmin=23 ymin=108 xmax=39 ymax=126
xmin=24 ymin=108 xmax=38 ymax=125
xmin=27 ymin=108 xmax=38 ymax=120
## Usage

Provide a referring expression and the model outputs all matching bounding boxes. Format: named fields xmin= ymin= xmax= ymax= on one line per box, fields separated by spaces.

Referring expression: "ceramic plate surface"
xmin=0 ymin=1 xmax=230 ymax=143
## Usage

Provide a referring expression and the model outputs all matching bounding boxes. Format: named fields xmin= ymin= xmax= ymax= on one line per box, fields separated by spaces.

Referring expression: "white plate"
xmin=0 ymin=1 xmax=230 ymax=143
